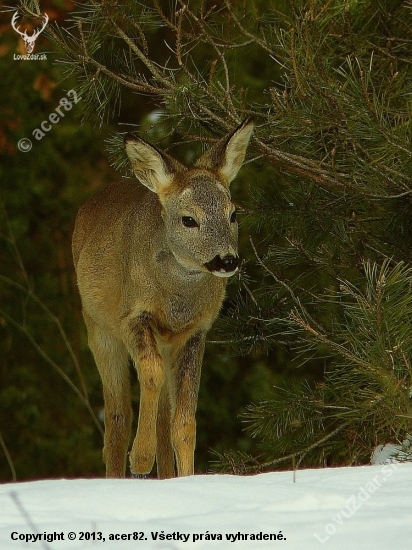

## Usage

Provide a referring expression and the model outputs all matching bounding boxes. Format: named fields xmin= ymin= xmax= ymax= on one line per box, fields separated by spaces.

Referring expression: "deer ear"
xmin=125 ymin=135 xmax=184 ymax=193
xmin=195 ymin=117 xmax=254 ymax=186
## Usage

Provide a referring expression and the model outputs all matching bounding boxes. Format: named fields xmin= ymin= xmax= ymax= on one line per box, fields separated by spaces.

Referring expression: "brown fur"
xmin=72 ymin=119 xmax=254 ymax=478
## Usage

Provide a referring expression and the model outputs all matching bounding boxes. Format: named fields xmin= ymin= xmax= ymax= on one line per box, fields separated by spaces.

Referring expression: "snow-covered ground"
xmin=1 ymin=463 xmax=411 ymax=550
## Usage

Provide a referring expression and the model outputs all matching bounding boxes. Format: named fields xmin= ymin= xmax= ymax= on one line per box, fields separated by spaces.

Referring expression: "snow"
xmin=1 ymin=463 xmax=411 ymax=550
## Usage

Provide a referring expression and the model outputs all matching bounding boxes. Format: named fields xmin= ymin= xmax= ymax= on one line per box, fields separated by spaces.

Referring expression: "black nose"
xmin=205 ymin=254 xmax=240 ymax=273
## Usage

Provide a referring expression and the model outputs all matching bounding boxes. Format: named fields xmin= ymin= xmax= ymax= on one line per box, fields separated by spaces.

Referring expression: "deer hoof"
xmin=130 ymin=469 xmax=147 ymax=479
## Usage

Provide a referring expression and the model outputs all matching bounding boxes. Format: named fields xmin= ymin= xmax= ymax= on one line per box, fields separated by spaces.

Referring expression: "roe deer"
xmin=72 ymin=118 xmax=254 ymax=478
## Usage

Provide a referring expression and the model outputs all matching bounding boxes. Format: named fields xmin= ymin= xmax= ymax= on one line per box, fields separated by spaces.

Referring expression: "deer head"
xmin=11 ymin=11 xmax=49 ymax=54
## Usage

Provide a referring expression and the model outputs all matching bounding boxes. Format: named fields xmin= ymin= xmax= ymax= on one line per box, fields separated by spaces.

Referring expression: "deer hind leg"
xmin=170 ymin=331 xmax=206 ymax=477
xmin=156 ymin=381 xmax=175 ymax=479
xmin=84 ymin=313 xmax=131 ymax=478
xmin=124 ymin=314 xmax=165 ymax=476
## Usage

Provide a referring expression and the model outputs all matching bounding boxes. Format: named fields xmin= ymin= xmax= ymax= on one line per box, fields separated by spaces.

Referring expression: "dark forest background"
xmin=1 ymin=0 xmax=411 ymax=481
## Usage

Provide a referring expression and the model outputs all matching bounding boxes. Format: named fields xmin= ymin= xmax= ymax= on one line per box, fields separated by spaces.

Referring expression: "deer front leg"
xmin=156 ymin=382 xmax=175 ymax=479
xmin=125 ymin=315 xmax=165 ymax=476
xmin=171 ymin=331 xmax=206 ymax=477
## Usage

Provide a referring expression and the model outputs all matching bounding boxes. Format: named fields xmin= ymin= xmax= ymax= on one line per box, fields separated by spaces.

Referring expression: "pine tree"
xmin=17 ymin=0 xmax=412 ymax=471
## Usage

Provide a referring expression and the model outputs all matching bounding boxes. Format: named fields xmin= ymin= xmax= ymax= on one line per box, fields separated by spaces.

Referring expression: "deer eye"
xmin=230 ymin=210 xmax=237 ymax=223
xmin=181 ymin=216 xmax=199 ymax=228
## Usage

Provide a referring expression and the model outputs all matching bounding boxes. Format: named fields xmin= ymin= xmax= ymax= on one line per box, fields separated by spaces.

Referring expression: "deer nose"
xmin=205 ymin=254 xmax=240 ymax=275
xmin=220 ymin=254 xmax=240 ymax=272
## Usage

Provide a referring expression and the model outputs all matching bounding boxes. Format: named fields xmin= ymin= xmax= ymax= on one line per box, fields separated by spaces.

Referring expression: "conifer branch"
xmin=224 ymin=0 xmax=277 ymax=56
xmin=102 ymin=10 xmax=173 ymax=90
xmin=252 ymin=421 xmax=350 ymax=472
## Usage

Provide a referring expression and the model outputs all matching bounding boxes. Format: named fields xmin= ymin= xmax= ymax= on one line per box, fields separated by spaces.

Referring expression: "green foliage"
xmin=0 ymin=0 xmax=113 ymax=481
xmin=243 ymin=260 xmax=412 ymax=469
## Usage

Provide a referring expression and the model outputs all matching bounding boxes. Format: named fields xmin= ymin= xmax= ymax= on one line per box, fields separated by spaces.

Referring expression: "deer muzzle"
xmin=204 ymin=254 xmax=240 ymax=277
